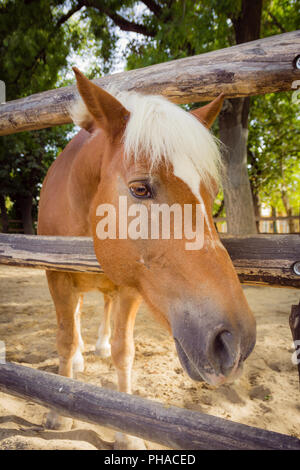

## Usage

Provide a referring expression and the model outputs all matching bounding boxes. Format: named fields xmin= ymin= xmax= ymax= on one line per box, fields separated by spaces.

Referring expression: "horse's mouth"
xmin=174 ymin=338 xmax=204 ymax=382
xmin=174 ymin=337 xmax=243 ymax=386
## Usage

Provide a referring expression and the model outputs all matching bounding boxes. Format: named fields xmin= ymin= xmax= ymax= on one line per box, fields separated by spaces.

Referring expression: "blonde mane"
xmin=70 ymin=88 xmax=222 ymax=199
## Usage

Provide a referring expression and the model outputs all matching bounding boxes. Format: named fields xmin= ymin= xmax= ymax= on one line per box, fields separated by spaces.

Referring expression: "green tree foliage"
xmin=248 ymin=92 xmax=300 ymax=213
xmin=249 ymin=0 xmax=300 ymax=217
xmin=0 ymin=126 xmax=72 ymax=225
xmin=0 ymin=0 xmax=77 ymax=231
xmin=0 ymin=0 xmax=71 ymax=100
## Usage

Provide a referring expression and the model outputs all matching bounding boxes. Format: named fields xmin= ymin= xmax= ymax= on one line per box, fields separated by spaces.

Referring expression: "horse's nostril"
xmin=211 ymin=330 xmax=238 ymax=376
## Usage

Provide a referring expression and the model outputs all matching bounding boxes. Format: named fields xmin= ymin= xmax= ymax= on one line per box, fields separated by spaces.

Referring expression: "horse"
xmin=37 ymin=67 xmax=256 ymax=449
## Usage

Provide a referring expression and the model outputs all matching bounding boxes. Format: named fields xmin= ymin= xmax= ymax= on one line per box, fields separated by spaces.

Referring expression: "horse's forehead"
xmin=119 ymin=156 xmax=210 ymax=203
xmin=103 ymin=141 xmax=211 ymax=205
xmin=121 ymin=155 xmax=152 ymax=174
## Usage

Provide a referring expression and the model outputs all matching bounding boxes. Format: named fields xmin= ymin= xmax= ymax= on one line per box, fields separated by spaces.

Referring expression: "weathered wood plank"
xmin=221 ymin=234 xmax=300 ymax=288
xmin=0 ymin=31 xmax=299 ymax=135
xmin=0 ymin=362 xmax=299 ymax=450
xmin=0 ymin=233 xmax=102 ymax=273
xmin=0 ymin=233 xmax=299 ymax=288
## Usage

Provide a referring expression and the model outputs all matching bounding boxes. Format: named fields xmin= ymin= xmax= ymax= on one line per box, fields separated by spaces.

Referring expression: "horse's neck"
xmin=67 ymin=130 xmax=103 ymax=235
xmin=38 ymin=129 xmax=103 ymax=237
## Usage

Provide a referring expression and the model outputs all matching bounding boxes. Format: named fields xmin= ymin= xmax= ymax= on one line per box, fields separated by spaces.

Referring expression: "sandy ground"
xmin=0 ymin=265 xmax=299 ymax=450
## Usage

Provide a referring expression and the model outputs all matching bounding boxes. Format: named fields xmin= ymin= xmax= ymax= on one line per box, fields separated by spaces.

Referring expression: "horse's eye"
xmin=129 ymin=181 xmax=153 ymax=199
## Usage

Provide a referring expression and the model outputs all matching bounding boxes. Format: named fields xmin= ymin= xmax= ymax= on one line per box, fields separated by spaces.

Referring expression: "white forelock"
xmin=69 ymin=88 xmax=222 ymax=199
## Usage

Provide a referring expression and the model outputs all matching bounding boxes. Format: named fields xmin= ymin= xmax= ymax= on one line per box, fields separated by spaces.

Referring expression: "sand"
xmin=0 ymin=265 xmax=299 ymax=450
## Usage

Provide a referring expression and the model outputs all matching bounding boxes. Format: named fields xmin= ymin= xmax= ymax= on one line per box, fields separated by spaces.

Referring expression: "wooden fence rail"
xmin=0 ymin=31 xmax=299 ymax=135
xmin=0 ymin=362 xmax=299 ymax=450
xmin=0 ymin=233 xmax=299 ymax=288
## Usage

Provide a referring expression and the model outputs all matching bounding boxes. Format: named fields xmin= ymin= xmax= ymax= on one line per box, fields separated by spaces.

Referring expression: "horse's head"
xmin=72 ymin=68 xmax=256 ymax=386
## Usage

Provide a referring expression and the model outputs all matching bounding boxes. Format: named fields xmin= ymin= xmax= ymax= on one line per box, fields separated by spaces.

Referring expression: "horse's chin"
xmin=174 ymin=338 xmax=204 ymax=382
xmin=174 ymin=338 xmax=244 ymax=387
xmin=201 ymin=365 xmax=244 ymax=387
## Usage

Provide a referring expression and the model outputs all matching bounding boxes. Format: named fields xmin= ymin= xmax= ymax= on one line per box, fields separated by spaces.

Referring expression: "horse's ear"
xmin=190 ymin=93 xmax=225 ymax=128
xmin=72 ymin=67 xmax=129 ymax=139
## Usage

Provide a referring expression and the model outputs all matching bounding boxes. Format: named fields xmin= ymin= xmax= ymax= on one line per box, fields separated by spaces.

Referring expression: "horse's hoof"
xmin=114 ymin=432 xmax=147 ymax=450
xmin=44 ymin=411 xmax=73 ymax=431
xmin=95 ymin=343 xmax=111 ymax=358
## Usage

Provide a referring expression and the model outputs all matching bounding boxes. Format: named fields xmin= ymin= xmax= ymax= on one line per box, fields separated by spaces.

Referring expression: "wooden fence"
xmin=0 ymin=31 xmax=300 ymax=450
xmin=0 ymin=31 xmax=299 ymax=135
xmin=0 ymin=362 xmax=299 ymax=450
xmin=0 ymin=233 xmax=300 ymax=288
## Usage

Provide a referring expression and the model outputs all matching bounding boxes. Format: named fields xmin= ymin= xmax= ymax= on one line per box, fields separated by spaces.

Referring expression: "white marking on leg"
xmin=95 ymin=296 xmax=112 ymax=358
xmin=95 ymin=320 xmax=111 ymax=358
xmin=72 ymin=297 xmax=85 ymax=373
xmin=72 ymin=346 xmax=85 ymax=373
xmin=75 ymin=297 xmax=84 ymax=351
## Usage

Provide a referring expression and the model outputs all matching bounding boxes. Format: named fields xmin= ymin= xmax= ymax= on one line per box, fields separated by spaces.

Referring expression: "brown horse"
xmin=37 ymin=68 xmax=256 ymax=449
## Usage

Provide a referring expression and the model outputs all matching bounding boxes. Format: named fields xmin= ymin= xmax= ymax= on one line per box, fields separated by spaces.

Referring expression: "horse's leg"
xmin=95 ymin=293 xmax=112 ymax=358
xmin=110 ymin=287 xmax=145 ymax=450
xmin=44 ymin=271 xmax=81 ymax=430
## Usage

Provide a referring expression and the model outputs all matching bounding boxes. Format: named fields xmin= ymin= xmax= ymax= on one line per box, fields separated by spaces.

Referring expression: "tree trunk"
xmin=248 ymin=149 xmax=261 ymax=233
xmin=17 ymin=195 xmax=34 ymax=235
xmin=219 ymin=97 xmax=257 ymax=234
xmin=219 ymin=0 xmax=262 ymax=235
xmin=252 ymin=190 xmax=261 ymax=233
xmin=0 ymin=195 xmax=9 ymax=233
xmin=281 ymin=189 xmax=296 ymax=233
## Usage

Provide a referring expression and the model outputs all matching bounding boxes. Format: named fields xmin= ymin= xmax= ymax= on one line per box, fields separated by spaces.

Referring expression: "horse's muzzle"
xmin=172 ymin=316 xmax=256 ymax=386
